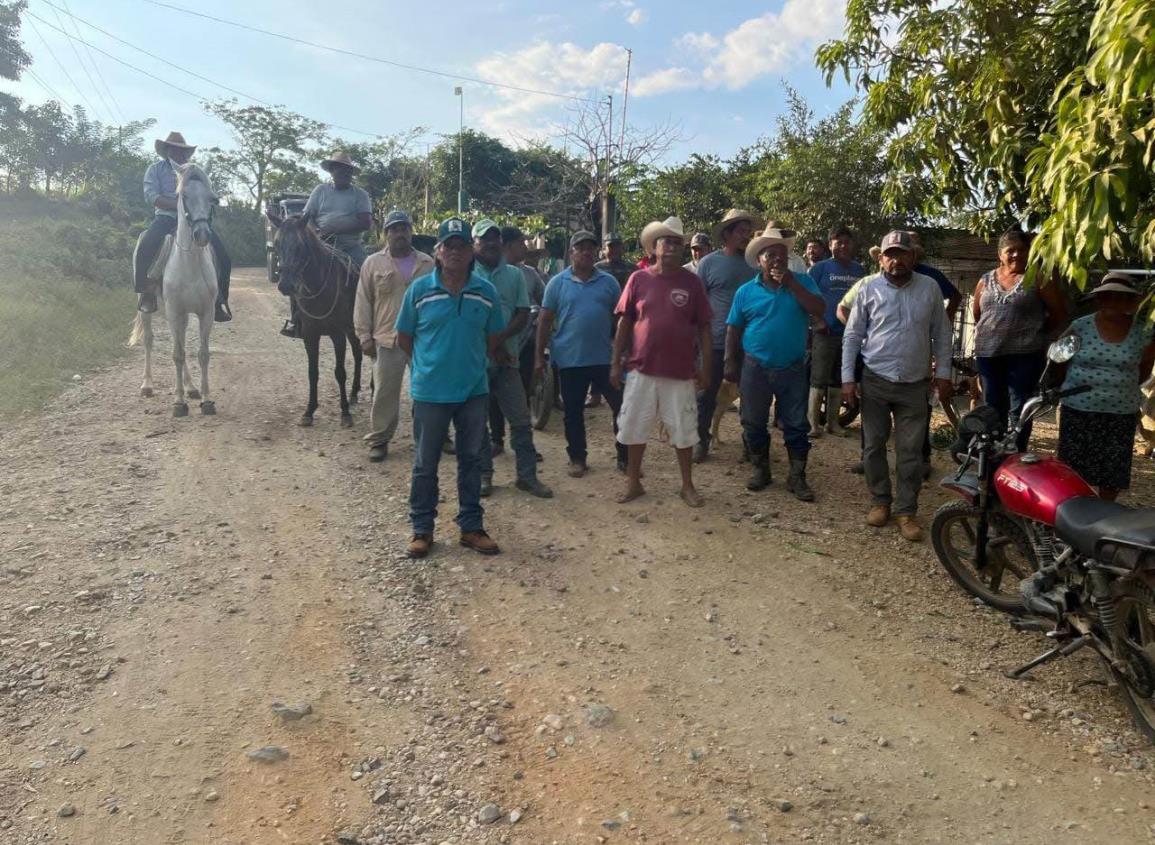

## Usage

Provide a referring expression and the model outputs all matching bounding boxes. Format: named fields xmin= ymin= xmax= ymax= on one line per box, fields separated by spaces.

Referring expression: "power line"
xmin=24 ymin=10 xmax=386 ymax=138
xmin=40 ymin=0 xmax=271 ymax=105
xmin=25 ymin=14 xmax=100 ymax=116
xmin=58 ymin=0 xmax=128 ymax=123
xmin=45 ymin=1 xmax=113 ymax=121
xmin=24 ymin=67 xmax=67 ymax=103
xmin=141 ymin=0 xmax=600 ymax=103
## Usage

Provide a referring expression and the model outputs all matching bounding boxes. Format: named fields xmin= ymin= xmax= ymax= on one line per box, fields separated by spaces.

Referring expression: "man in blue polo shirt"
xmin=808 ymin=226 xmax=866 ymax=437
xmin=724 ymin=224 xmax=826 ymax=500
xmin=471 ymin=219 xmax=553 ymax=500
xmin=536 ymin=230 xmax=627 ymax=477
xmin=395 ymin=217 xmax=507 ymax=559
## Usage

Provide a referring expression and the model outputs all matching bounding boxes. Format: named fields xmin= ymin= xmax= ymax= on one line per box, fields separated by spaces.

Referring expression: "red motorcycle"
xmin=931 ymin=335 xmax=1155 ymax=739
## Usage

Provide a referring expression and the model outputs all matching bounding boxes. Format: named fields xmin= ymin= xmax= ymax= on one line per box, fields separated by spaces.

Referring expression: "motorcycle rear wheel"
xmin=930 ymin=500 xmax=1038 ymax=613
xmin=1105 ymin=580 xmax=1155 ymax=742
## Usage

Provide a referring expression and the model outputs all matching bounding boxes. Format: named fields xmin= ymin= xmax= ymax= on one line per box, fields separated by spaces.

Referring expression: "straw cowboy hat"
xmin=639 ymin=216 xmax=686 ymax=255
xmin=744 ymin=223 xmax=798 ymax=268
xmin=155 ymin=131 xmax=195 ymax=158
xmin=712 ymin=208 xmax=760 ymax=243
xmin=321 ymin=151 xmax=361 ymax=173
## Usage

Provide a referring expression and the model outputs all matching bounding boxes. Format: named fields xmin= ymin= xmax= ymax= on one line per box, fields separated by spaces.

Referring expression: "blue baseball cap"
xmin=383 ymin=209 xmax=412 ymax=230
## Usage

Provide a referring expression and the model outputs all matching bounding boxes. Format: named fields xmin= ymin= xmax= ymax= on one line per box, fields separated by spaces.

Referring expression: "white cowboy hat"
xmin=639 ymin=216 xmax=685 ymax=256
xmin=712 ymin=208 xmax=760 ymax=243
xmin=321 ymin=151 xmax=361 ymax=173
xmin=155 ymin=131 xmax=196 ymax=158
xmin=1089 ymin=273 xmax=1142 ymax=296
xmin=745 ymin=223 xmax=798 ymax=268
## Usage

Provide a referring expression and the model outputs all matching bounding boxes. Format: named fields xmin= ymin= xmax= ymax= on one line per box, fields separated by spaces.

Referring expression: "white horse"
xmin=128 ymin=163 xmax=219 ymax=417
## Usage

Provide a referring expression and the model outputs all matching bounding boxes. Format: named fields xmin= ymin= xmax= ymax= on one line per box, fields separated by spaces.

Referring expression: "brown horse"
xmin=270 ymin=215 xmax=363 ymax=427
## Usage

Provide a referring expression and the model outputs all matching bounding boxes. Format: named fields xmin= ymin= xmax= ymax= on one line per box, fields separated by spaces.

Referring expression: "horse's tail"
xmin=127 ymin=311 xmax=146 ymax=347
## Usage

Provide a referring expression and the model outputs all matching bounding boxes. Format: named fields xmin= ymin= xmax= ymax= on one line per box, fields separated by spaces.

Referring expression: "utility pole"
xmin=619 ymin=48 xmax=632 ymax=156
xmin=601 ymin=94 xmax=614 ymax=243
xmin=454 ymin=86 xmax=465 ymax=214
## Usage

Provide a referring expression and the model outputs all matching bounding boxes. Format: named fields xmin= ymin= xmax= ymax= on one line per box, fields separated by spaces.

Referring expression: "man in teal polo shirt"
xmin=471 ymin=218 xmax=552 ymax=499
xmin=724 ymin=224 xmax=826 ymax=500
xmin=395 ymin=217 xmax=507 ymax=559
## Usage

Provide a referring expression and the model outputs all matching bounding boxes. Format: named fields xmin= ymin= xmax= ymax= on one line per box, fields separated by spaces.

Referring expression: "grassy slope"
xmin=0 ymin=197 xmax=135 ymax=418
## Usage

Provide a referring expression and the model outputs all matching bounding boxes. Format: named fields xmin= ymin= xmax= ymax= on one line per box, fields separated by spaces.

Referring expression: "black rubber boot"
xmin=746 ymin=446 xmax=771 ymax=491
xmin=138 ymin=291 xmax=158 ymax=313
xmin=787 ymin=450 xmax=816 ymax=502
xmin=693 ymin=435 xmax=710 ymax=464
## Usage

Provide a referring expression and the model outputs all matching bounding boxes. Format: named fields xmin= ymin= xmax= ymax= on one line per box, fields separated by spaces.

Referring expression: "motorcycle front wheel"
xmin=531 ymin=364 xmax=555 ymax=431
xmin=930 ymin=501 xmax=1038 ymax=613
xmin=1105 ymin=580 xmax=1155 ymax=742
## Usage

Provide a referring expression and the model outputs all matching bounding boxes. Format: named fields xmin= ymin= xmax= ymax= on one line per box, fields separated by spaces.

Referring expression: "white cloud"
xmin=627 ymin=8 xmax=645 ymax=25
xmin=636 ymin=0 xmax=847 ymax=96
xmin=674 ymin=32 xmax=720 ymax=56
xmin=631 ymin=67 xmax=700 ymax=97
xmin=472 ymin=41 xmax=628 ymax=136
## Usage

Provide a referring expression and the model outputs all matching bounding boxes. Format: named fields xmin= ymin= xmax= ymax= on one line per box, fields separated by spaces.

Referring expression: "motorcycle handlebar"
xmin=1052 ymin=384 xmax=1092 ymax=400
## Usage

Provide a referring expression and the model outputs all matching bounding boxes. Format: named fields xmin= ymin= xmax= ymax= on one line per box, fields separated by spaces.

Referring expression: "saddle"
xmin=136 ymin=231 xmax=174 ymax=284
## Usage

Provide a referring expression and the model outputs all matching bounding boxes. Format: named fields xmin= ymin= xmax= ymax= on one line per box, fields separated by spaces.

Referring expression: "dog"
xmin=654 ymin=381 xmax=741 ymax=445
xmin=710 ymin=380 xmax=741 ymax=444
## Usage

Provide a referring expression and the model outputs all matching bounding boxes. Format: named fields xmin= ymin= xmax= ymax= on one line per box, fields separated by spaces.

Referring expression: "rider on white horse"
xmin=135 ymin=131 xmax=233 ymax=322
xmin=276 ymin=151 xmax=372 ymax=338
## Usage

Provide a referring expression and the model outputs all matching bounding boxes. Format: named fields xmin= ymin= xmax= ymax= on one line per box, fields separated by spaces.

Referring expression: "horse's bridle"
xmin=286 ymin=229 xmax=347 ymax=322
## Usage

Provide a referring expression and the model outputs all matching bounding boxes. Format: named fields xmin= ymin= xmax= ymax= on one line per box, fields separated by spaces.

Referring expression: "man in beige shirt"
xmin=354 ymin=210 xmax=434 ymax=462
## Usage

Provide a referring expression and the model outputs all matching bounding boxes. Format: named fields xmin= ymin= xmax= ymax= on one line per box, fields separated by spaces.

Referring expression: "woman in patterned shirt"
xmin=1058 ymin=274 xmax=1155 ymax=500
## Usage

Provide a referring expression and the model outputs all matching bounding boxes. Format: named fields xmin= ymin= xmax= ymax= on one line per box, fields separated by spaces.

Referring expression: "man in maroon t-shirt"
xmin=611 ymin=216 xmax=713 ymax=508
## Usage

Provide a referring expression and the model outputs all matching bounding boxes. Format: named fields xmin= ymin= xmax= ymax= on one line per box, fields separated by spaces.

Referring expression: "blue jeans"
xmin=977 ymin=352 xmax=1046 ymax=450
xmin=739 ymin=358 xmax=810 ymax=454
xmin=695 ymin=348 xmax=727 ymax=443
xmin=558 ymin=364 xmax=627 ymax=465
xmin=410 ymin=395 xmax=488 ymax=535
xmin=480 ymin=365 xmax=539 ymax=483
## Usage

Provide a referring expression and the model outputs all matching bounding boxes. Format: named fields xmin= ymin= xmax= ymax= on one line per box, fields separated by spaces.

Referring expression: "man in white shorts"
xmin=611 ymin=216 xmax=713 ymax=507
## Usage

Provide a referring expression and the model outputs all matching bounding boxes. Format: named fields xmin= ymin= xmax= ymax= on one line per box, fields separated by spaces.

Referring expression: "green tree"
xmin=816 ymin=0 xmax=1153 ymax=283
xmin=426 ymin=129 xmax=518 ymax=213
xmin=618 ymin=154 xmax=739 ymax=249
xmin=203 ymin=99 xmax=328 ymax=211
xmin=0 ymin=1 xmax=30 ymax=82
xmin=742 ymin=92 xmax=915 ymax=251
xmin=817 ymin=0 xmax=1093 ymax=231
xmin=1027 ymin=0 xmax=1155 ymax=284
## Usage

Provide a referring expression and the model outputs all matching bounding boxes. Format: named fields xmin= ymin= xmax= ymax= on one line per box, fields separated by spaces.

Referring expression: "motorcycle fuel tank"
xmin=994 ymin=453 xmax=1095 ymax=526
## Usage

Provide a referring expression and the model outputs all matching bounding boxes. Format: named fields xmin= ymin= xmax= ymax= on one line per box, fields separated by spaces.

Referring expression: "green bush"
xmin=0 ymin=198 xmax=136 ymax=417
xmin=213 ymin=205 xmax=266 ymax=267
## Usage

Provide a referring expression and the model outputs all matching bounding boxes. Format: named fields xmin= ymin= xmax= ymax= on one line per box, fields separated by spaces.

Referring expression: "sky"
xmin=7 ymin=0 xmax=855 ymax=166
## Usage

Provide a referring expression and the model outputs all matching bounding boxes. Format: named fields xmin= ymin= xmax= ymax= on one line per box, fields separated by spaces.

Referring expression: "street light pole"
xmin=454 ymin=86 xmax=464 ymax=214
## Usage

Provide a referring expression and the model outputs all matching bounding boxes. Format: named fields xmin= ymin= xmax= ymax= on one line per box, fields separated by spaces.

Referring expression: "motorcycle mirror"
xmin=1047 ymin=333 xmax=1081 ymax=363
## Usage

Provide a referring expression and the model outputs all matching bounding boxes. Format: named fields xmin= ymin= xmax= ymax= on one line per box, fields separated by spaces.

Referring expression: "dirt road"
xmin=3 ymin=269 xmax=1155 ymax=845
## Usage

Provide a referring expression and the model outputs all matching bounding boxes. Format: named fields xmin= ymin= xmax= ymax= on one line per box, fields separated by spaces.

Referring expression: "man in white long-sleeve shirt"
xmin=841 ymin=230 xmax=953 ymax=542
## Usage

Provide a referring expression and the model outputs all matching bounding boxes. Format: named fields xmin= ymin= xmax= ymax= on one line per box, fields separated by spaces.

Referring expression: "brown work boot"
xmin=567 ymin=461 xmax=588 ymax=478
xmin=460 ymin=530 xmax=500 ymax=555
xmin=866 ymin=505 xmax=891 ymax=527
xmin=896 ymin=515 xmax=924 ymax=542
xmin=408 ymin=534 xmax=432 ymax=559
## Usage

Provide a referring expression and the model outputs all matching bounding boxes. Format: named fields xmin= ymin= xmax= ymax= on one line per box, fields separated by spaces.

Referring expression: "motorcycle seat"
xmin=1056 ymin=496 xmax=1155 ymax=566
